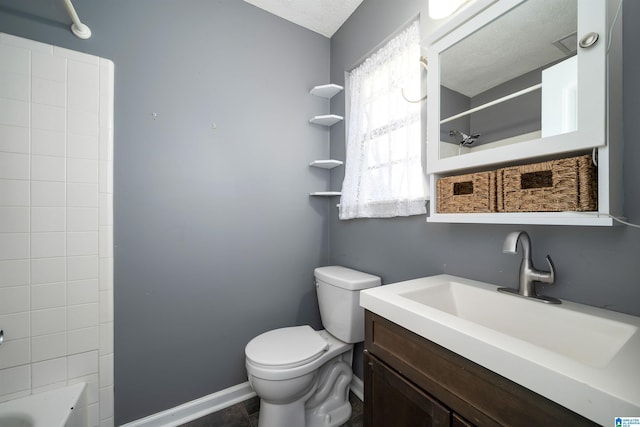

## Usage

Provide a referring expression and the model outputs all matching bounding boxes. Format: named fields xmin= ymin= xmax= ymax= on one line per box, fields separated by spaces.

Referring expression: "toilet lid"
xmin=245 ymin=325 xmax=329 ymax=369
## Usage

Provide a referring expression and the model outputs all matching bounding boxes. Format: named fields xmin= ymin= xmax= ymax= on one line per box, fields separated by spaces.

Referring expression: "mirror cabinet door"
xmin=426 ymin=0 xmax=607 ymax=174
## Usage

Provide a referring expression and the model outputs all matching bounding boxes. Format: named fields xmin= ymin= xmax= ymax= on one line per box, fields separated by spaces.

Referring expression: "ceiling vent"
xmin=552 ymin=31 xmax=577 ymax=55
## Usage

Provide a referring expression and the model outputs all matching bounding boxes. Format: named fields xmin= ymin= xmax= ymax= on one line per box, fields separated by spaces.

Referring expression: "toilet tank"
xmin=314 ymin=266 xmax=381 ymax=343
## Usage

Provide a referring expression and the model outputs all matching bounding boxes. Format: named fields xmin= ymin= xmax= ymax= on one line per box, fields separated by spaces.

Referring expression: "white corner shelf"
xmin=310 ymin=191 xmax=341 ymax=197
xmin=308 ymin=83 xmax=344 ymax=198
xmin=309 ymin=160 xmax=343 ymax=169
xmin=310 ymin=84 xmax=343 ymax=99
xmin=309 ymin=114 xmax=343 ymax=127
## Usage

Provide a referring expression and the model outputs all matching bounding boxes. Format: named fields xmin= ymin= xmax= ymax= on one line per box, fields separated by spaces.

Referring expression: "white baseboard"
xmin=121 ymin=376 xmax=364 ymax=427
xmin=120 ymin=382 xmax=256 ymax=427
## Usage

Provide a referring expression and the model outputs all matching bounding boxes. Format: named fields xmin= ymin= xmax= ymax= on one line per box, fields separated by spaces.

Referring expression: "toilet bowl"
xmin=246 ymin=328 xmax=353 ymax=427
xmin=245 ymin=266 xmax=381 ymax=427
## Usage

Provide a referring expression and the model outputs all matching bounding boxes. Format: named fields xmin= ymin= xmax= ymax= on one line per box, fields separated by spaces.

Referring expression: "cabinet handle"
xmin=0 ymin=329 xmax=4 ymax=346
xmin=579 ymin=32 xmax=599 ymax=48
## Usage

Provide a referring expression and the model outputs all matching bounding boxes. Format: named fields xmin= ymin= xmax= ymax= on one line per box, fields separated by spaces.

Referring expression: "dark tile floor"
xmin=179 ymin=392 xmax=363 ymax=427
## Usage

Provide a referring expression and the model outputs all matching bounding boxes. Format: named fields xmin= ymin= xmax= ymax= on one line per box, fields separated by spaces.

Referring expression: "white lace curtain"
xmin=339 ymin=20 xmax=426 ymax=220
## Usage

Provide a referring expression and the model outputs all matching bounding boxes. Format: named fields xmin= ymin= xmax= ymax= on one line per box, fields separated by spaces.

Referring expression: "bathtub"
xmin=0 ymin=383 xmax=87 ymax=427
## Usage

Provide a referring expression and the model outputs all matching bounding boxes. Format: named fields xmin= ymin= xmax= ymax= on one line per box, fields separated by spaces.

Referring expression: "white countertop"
xmin=360 ymin=274 xmax=640 ymax=425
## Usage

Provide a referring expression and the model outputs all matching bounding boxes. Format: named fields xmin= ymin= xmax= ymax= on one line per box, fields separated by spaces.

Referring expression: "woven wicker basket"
xmin=437 ymin=171 xmax=497 ymax=213
xmin=497 ymin=154 xmax=597 ymax=212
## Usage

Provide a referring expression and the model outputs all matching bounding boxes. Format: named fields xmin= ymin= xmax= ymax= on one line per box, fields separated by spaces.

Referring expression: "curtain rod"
xmin=61 ymin=0 xmax=91 ymax=39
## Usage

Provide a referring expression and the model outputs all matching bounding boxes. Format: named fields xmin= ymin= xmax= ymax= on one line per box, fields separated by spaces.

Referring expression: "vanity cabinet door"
xmin=364 ymin=351 xmax=452 ymax=427
xmin=452 ymin=414 xmax=475 ymax=427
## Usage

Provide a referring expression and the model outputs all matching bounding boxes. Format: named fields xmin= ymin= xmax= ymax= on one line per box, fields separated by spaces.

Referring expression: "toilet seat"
xmin=245 ymin=325 xmax=329 ymax=370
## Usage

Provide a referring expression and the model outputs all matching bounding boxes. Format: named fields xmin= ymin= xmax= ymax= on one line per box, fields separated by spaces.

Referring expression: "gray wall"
xmin=330 ymin=0 xmax=640 ymax=378
xmin=0 ymin=1 xmax=330 ymax=424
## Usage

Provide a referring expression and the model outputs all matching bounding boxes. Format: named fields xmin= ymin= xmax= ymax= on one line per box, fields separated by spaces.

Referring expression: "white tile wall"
xmin=32 ymin=51 xmax=65 ymax=81
xmin=0 ymin=260 xmax=30 ymax=287
xmin=0 ymin=72 xmax=29 ymax=101
xmin=0 ymin=180 xmax=29 ymax=206
xmin=68 ymin=183 xmax=99 ymax=207
xmin=0 ymin=207 xmax=29 ymax=232
xmin=31 ymin=232 xmax=66 ymax=258
xmin=68 ymin=327 xmax=99 ymax=355
xmin=30 ymin=257 xmax=66 ymax=284
xmin=0 ymin=43 xmax=31 ymax=73
xmin=0 ymin=153 xmax=30 ymax=180
xmin=0 ymin=33 xmax=113 ymax=426
xmin=0 ymin=312 xmax=29 ymax=339
xmin=31 ymin=357 xmax=67 ymax=388
xmin=31 ymin=332 xmax=66 ymax=362
xmin=68 ymin=279 xmax=99 ymax=305
xmin=68 ymin=255 xmax=99 ymax=281
xmin=31 ymin=155 xmax=66 ymax=182
xmin=32 ymin=104 xmax=66 ymax=133
xmin=0 ymin=365 xmax=31 ymax=396
xmin=31 ymin=207 xmax=66 ymax=232
xmin=32 ymin=129 xmax=66 ymax=157
xmin=32 ymin=77 xmax=66 ymax=107
xmin=0 ymin=99 xmax=30 ymax=127
xmin=0 ymin=338 xmax=30 ymax=369
xmin=31 ymin=307 xmax=66 ymax=336
xmin=31 ymin=282 xmax=66 ymax=310
xmin=31 ymin=181 xmax=65 ymax=206
xmin=0 ymin=233 xmax=30 ymax=260
xmin=67 ymin=208 xmax=99 ymax=232
xmin=0 ymin=286 xmax=29 ymax=314
xmin=0 ymin=125 xmax=29 ymax=154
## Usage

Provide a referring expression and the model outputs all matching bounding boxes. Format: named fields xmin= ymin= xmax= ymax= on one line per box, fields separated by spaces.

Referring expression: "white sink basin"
xmin=400 ymin=281 xmax=636 ymax=368
xmin=360 ymin=274 xmax=640 ymax=425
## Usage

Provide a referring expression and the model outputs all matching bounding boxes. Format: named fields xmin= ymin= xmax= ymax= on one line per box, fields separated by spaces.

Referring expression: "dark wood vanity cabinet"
xmin=363 ymin=311 xmax=598 ymax=427
xmin=364 ymin=351 xmax=452 ymax=426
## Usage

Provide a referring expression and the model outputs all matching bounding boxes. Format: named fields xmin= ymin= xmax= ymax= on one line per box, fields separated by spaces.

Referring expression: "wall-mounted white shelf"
xmin=310 ymin=84 xmax=343 ymax=99
xmin=309 ymin=160 xmax=343 ymax=169
xmin=427 ymin=211 xmax=614 ymax=227
xmin=310 ymin=191 xmax=341 ymax=197
xmin=427 ymin=144 xmax=620 ymax=227
xmin=309 ymin=114 xmax=343 ymax=127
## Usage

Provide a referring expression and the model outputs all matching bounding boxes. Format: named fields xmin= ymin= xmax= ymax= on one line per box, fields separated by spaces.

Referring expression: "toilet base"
xmin=257 ymin=387 xmax=352 ymax=427
xmin=258 ymin=399 xmax=307 ymax=427
xmin=306 ymin=395 xmax=351 ymax=427
xmin=254 ymin=355 xmax=354 ymax=427
xmin=248 ymin=331 xmax=355 ymax=427
xmin=305 ymin=359 xmax=353 ymax=427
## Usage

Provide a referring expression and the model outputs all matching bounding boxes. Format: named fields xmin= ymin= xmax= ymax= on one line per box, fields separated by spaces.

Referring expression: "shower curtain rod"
xmin=62 ymin=0 xmax=91 ymax=39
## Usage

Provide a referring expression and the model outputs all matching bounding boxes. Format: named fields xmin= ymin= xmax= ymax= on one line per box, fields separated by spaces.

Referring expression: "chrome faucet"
xmin=498 ymin=231 xmax=561 ymax=304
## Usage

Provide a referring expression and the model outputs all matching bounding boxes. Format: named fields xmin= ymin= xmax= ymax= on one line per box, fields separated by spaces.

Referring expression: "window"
xmin=339 ymin=20 xmax=426 ymax=220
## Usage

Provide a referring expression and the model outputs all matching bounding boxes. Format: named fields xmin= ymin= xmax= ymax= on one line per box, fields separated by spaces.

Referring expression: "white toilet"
xmin=245 ymin=266 xmax=381 ymax=427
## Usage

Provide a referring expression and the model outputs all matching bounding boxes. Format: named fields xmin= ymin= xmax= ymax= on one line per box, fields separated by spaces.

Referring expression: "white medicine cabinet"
xmin=424 ymin=0 xmax=622 ymax=226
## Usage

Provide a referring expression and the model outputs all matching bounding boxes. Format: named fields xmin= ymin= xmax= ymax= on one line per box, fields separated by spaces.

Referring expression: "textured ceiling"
xmin=242 ymin=0 xmax=364 ymax=37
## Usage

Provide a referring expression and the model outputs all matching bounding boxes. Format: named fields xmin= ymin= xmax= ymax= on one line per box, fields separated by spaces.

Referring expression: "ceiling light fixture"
xmin=428 ymin=0 xmax=467 ymax=19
